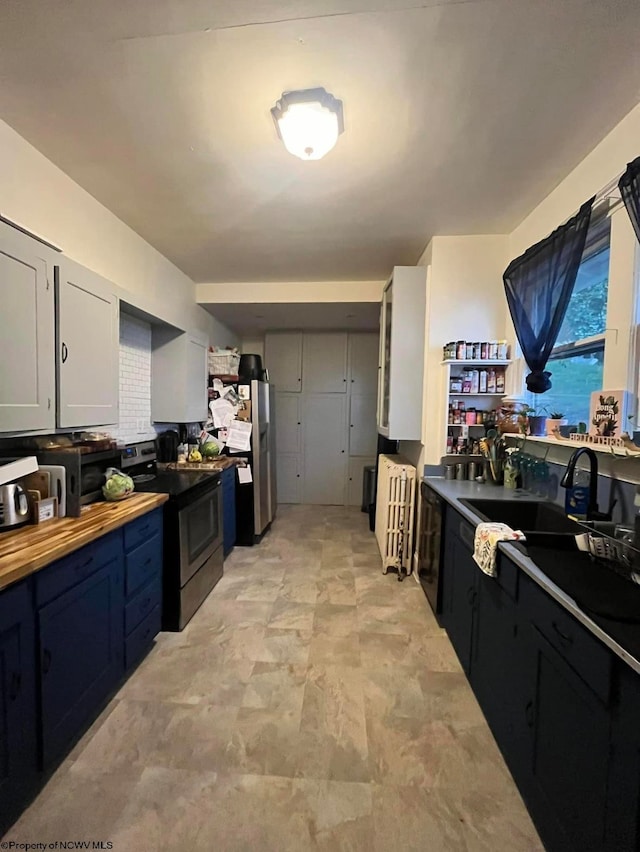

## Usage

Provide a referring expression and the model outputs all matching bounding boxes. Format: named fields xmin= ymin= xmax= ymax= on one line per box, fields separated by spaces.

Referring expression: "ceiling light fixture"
xmin=271 ymin=87 xmax=344 ymax=161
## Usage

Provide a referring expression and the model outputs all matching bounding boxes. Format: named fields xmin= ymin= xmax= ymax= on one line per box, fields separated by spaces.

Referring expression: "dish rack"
xmin=576 ymin=527 xmax=640 ymax=579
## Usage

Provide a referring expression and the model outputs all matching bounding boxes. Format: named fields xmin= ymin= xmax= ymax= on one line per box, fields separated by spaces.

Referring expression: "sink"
xmin=460 ymin=499 xmax=584 ymax=534
xmin=526 ymin=545 xmax=640 ymax=623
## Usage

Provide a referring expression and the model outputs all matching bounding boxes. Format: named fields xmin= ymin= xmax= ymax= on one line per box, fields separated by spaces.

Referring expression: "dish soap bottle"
xmin=504 ymin=448 xmax=519 ymax=489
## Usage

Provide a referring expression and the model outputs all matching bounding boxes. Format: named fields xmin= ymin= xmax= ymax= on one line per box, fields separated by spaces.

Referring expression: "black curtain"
xmin=503 ymin=196 xmax=595 ymax=394
xmin=619 ymin=156 xmax=640 ymax=245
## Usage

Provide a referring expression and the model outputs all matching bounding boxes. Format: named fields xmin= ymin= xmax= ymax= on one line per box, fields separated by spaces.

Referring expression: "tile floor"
xmin=4 ymin=505 xmax=543 ymax=851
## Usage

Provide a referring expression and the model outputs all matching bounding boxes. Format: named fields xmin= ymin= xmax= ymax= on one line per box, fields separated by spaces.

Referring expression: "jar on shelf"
xmin=456 ymin=340 xmax=466 ymax=360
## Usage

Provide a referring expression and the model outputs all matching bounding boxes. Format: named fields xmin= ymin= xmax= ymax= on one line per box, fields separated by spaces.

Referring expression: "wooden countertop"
xmin=0 ymin=493 xmax=168 ymax=592
xmin=164 ymin=457 xmax=245 ymax=471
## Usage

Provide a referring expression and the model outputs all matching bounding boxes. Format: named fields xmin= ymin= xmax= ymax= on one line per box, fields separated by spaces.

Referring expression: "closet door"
xmin=276 ymin=393 xmax=302 ymax=453
xmin=349 ymin=333 xmax=379 ymax=395
xmin=303 ymin=394 xmax=347 ymax=505
xmin=277 ymin=454 xmax=302 ymax=504
xmin=349 ymin=394 xmax=378 ymax=457
xmin=265 ymin=332 xmax=302 ymax=392
xmin=302 ymin=333 xmax=348 ymax=393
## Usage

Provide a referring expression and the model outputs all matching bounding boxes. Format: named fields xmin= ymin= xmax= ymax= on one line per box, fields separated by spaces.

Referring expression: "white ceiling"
xmin=204 ymin=300 xmax=380 ymax=332
xmin=1 ymin=0 xmax=639 ymax=284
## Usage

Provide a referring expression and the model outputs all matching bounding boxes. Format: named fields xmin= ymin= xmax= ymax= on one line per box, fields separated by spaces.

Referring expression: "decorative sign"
xmin=589 ymin=390 xmax=632 ymax=438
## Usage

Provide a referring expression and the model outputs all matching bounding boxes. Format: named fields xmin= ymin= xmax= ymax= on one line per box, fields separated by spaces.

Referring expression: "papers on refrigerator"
xmin=237 ymin=465 xmax=253 ymax=484
xmin=209 ymin=398 xmax=236 ymax=429
xmin=226 ymin=420 xmax=252 ymax=451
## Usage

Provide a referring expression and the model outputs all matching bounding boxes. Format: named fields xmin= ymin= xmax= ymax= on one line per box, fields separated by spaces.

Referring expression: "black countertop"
xmin=424 ymin=477 xmax=640 ymax=675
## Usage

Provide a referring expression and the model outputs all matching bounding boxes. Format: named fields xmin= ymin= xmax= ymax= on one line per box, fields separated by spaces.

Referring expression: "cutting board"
xmin=22 ymin=471 xmax=50 ymax=501
xmin=38 ymin=465 xmax=67 ymax=518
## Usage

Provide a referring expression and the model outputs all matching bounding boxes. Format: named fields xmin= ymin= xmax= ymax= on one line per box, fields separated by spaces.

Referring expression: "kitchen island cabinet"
xmin=435 ymin=484 xmax=640 ymax=851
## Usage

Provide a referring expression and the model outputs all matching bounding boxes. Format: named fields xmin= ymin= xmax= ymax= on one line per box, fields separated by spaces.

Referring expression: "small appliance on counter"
xmin=156 ymin=430 xmax=180 ymax=463
xmin=0 ymin=456 xmax=39 ymax=531
xmin=0 ymin=482 xmax=30 ymax=531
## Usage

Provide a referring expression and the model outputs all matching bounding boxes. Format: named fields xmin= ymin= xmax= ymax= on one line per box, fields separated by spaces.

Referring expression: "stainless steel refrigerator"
xmin=235 ymin=380 xmax=276 ymax=544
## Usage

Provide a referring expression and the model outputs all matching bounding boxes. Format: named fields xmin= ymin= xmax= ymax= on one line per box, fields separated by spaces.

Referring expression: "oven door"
xmin=178 ymin=481 xmax=223 ymax=587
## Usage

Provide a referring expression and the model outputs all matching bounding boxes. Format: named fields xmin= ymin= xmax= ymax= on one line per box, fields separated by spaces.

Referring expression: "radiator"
xmin=375 ymin=454 xmax=417 ymax=576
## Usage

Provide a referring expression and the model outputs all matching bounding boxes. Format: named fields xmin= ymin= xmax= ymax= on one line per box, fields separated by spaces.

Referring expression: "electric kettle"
xmin=0 ymin=483 xmax=30 ymax=531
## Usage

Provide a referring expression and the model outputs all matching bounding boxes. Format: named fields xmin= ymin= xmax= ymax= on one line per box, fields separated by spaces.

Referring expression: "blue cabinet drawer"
xmin=125 ymin=576 xmax=162 ymax=636
xmin=36 ymin=530 xmax=122 ymax=608
xmin=125 ymin=534 xmax=162 ymax=598
xmin=125 ymin=605 xmax=161 ymax=670
xmin=123 ymin=509 xmax=163 ymax=553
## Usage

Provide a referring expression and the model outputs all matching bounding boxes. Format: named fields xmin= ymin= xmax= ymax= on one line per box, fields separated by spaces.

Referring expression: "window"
xmin=526 ymin=211 xmax=610 ymax=425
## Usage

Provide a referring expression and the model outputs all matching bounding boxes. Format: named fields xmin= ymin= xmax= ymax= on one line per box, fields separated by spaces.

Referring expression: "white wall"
xmin=402 ymin=234 xmax=510 ymax=468
xmin=505 ymin=102 xmax=640 ymax=426
xmin=241 ymin=337 xmax=265 ymax=359
xmin=0 ymin=119 xmax=238 ymax=345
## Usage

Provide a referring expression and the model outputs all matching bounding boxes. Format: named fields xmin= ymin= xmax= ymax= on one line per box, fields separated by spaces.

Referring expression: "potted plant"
xmin=545 ymin=411 xmax=567 ymax=437
xmin=518 ymin=404 xmax=547 ymax=437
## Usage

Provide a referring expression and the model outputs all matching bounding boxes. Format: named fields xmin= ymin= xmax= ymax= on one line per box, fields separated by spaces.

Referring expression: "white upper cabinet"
xmin=56 ymin=258 xmax=119 ymax=428
xmin=265 ymin=332 xmax=302 ymax=392
xmin=377 ymin=266 xmax=427 ymax=441
xmin=302 ymin=332 xmax=348 ymax=393
xmin=348 ymin=333 xmax=379 ymax=395
xmin=152 ymin=327 xmax=208 ymax=423
xmin=0 ymin=229 xmax=55 ymax=432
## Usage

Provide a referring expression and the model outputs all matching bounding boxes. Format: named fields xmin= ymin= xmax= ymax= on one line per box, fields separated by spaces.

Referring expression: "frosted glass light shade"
xmin=271 ymin=88 xmax=344 ymax=161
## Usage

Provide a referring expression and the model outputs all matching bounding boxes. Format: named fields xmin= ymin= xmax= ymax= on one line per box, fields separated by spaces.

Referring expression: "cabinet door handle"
xmin=75 ymin=555 xmax=94 ymax=573
xmin=9 ymin=671 xmax=21 ymax=701
xmin=42 ymin=649 xmax=52 ymax=674
xmin=61 ymin=342 xmax=68 ymax=363
xmin=552 ymin=621 xmax=573 ymax=645
xmin=525 ymin=700 xmax=534 ymax=728
xmin=466 ymin=587 xmax=477 ymax=606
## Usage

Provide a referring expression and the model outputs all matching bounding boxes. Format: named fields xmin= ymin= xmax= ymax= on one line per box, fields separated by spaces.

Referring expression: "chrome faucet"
xmin=560 ymin=447 xmax=609 ymax=521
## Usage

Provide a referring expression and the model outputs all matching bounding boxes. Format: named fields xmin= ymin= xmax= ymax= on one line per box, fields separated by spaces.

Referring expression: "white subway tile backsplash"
xmin=112 ymin=314 xmax=159 ymax=445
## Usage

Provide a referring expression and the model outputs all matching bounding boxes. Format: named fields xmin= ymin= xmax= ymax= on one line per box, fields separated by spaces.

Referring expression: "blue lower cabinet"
xmin=125 ymin=605 xmax=161 ymax=670
xmin=123 ymin=516 xmax=163 ymax=671
xmin=38 ymin=558 xmax=124 ymax=768
xmin=0 ymin=580 xmax=37 ymax=835
xmin=222 ymin=466 xmax=236 ymax=555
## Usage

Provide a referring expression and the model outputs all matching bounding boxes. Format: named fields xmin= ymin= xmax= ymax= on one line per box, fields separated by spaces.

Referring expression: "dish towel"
xmin=473 ymin=523 xmax=526 ymax=577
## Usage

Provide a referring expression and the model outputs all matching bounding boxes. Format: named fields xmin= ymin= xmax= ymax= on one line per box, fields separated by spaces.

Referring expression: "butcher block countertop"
xmin=163 ymin=457 xmax=244 ymax=472
xmin=0 ymin=493 xmax=168 ymax=592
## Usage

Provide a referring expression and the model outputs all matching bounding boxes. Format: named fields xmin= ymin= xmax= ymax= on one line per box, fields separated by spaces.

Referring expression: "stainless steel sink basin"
xmin=460 ymin=498 xmax=584 ymax=534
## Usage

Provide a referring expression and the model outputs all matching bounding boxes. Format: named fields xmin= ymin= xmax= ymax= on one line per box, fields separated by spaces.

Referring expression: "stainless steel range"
xmin=121 ymin=441 xmax=224 ymax=630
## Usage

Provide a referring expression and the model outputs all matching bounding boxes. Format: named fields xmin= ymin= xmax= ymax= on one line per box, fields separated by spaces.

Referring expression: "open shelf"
xmin=441 ymin=359 xmax=511 ymax=366
xmin=510 ymin=434 xmax=640 ymax=459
